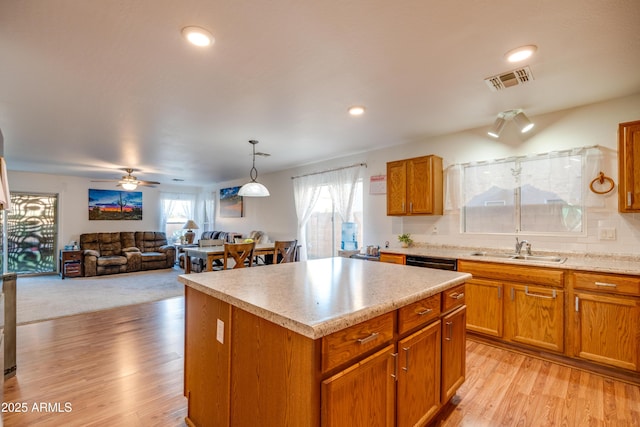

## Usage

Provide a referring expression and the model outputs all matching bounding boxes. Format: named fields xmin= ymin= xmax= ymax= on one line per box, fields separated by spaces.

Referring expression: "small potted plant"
xmin=398 ymin=233 xmax=413 ymax=248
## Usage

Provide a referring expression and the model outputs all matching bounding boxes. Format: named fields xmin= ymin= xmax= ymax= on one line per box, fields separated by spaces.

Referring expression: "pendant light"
xmin=238 ymin=140 xmax=270 ymax=197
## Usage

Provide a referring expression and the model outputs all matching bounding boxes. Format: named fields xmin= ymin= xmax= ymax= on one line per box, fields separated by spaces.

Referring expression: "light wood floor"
xmin=3 ymin=297 xmax=639 ymax=426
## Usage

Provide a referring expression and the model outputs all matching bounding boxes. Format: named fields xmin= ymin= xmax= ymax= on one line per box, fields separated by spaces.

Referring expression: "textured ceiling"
xmin=1 ymin=0 xmax=639 ymax=186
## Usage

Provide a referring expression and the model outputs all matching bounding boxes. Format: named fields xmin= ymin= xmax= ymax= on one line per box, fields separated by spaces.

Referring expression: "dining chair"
xmin=223 ymin=241 xmax=256 ymax=269
xmin=273 ymin=240 xmax=297 ymax=264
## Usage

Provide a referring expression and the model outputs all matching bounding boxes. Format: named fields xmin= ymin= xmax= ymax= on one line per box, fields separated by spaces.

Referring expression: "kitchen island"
xmin=179 ymin=257 xmax=470 ymax=427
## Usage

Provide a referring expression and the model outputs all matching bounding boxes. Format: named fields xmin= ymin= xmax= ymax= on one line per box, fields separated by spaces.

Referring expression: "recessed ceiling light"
xmin=504 ymin=45 xmax=537 ymax=63
xmin=348 ymin=106 xmax=366 ymax=116
xmin=181 ymin=26 xmax=214 ymax=47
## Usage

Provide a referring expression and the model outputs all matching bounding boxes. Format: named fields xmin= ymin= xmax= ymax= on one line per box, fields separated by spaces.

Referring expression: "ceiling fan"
xmin=91 ymin=168 xmax=160 ymax=190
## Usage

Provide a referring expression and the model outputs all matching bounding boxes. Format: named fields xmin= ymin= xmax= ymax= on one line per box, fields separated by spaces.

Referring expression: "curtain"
xmin=159 ymin=192 xmax=196 ymax=234
xmin=292 ymin=174 xmax=323 ymax=261
xmin=327 ymin=166 xmax=362 ymax=222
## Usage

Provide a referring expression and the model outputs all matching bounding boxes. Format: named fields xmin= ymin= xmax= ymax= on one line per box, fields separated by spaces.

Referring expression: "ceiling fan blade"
xmin=90 ymin=179 xmax=120 ymax=182
xmin=137 ymin=180 xmax=161 ymax=185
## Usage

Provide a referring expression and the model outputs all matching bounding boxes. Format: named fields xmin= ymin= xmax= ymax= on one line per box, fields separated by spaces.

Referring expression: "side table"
xmin=59 ymin=250 xmax=83 ymax=279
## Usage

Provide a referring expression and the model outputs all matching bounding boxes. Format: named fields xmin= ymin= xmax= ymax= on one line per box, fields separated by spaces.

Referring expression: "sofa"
xmin=80 ymin=231 xmax=176 ymax=276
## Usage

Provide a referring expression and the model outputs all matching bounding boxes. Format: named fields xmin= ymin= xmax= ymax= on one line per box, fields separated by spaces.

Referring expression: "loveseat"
xmin=80 ymin=231 xmax=176 ymax=276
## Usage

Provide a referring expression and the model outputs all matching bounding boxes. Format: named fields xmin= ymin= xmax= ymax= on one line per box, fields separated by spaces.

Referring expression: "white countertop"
xmin=179 ymin=257 xmax=470 ymax=339
xmin=380 ymin=246 xmax=640 ymax=276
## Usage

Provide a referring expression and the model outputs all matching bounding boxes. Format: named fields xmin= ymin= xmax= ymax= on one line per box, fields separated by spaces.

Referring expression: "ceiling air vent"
xmin=484 ymin=66 xmax=534 ymax=92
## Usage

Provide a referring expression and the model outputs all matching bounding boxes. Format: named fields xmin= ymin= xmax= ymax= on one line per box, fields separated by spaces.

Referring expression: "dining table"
xmin=183 ymin=243 xmax=275 ymax=273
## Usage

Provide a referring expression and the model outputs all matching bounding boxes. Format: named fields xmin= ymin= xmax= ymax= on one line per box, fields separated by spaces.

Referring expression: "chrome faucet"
xmin=515 ymin=238 xmax=532 ymax=255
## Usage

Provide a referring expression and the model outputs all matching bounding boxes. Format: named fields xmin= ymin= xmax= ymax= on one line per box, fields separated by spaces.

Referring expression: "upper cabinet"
xmin=618 ymin=119 xmax=640 ymax=212
xmin=387 ymin=155 xmax=443 ymax=216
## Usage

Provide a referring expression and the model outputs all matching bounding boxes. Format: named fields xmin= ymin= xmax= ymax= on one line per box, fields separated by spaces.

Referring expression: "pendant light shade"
xmin=238 ymin=140 xmax=270 ymax=197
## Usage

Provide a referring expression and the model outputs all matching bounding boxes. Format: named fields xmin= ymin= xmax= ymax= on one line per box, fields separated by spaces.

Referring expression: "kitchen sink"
xmin=469 ymin=252 xmax=566 ymax=263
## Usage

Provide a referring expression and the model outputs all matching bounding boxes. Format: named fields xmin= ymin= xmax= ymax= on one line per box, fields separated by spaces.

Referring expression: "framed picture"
xmin=88 ymin=189 xmax=143 ymax=220
xmin=220 ymin=186 xmax=243 ymax=218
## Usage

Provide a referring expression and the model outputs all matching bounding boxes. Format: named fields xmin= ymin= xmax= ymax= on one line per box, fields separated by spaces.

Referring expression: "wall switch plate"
xmin=598 ymin=227 xmax=616 ymax=240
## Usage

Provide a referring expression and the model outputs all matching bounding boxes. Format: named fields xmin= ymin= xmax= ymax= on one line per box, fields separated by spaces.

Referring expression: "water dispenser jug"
xmin=341 ymin=222 xmax=358 ymax=250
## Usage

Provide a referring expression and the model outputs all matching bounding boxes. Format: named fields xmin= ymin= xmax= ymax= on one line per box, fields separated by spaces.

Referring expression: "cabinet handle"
xmin=390 ymin=352 xmax=398 ymax=381
xmin=417 ymin=308 xmax=432 ymax=316
xmin=402 ymin=347 xmax=410 ymax=372
xmin=524 ymin=286 xmax=556 ymax=299
xmin=449 ymin=292 xmax=464 ymax=300
xmin=594 ymin=281 xmax=617 ymax=288
xmin=357 ymin=332 xmax=379 ymax=345
xmin=510 ymin=287 xmax=515 ymax=301
xmin=497 ymin=287 xmax=502 ymax=299
xmin=445 ymin=321 xmax=453 ymax=341
xmin=575 ymin=296 xmax=579 ymax=312
xmin=402 ymin=201 xmax=405 ymax=212
xmin=410 ymin=202 xmax=413 ymax=212
xmin=628 ymin=191 xmax=632 ymax=207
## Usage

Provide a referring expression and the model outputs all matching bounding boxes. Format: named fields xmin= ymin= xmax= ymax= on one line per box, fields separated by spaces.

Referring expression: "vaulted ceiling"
xmin=1 ymin=0 xmax=639 ymax=186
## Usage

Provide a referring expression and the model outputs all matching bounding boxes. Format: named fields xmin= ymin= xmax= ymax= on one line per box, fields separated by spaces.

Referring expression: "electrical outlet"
xmin=217 ymin=319 xmax=224 ymax=343
xmin=432 ymin=226 xmax=438 ymax=234
xmin=598 ymin=227 xmax=616 ymax=240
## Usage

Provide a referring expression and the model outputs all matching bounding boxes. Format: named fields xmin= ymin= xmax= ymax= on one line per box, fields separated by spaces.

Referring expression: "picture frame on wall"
xmin=220 ymin=186 xmax=243 ymax=218
xmin=88 ymin=189 xmax=143 ymax=220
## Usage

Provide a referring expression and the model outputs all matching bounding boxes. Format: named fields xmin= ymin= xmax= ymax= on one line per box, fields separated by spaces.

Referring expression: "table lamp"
xmin=183 ymin=220 xmax=199 ymax=244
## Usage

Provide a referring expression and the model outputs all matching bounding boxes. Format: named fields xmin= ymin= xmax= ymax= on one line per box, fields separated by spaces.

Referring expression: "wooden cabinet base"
xmin=184 ymin=286 xmax=467 ymax=426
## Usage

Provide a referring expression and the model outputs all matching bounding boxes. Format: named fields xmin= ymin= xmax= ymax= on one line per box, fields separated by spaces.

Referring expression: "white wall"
xmin=8 ymin=93 xmax=640 ymax=256
xmin=6 ymin=171 xmax=200 ymax=248
xmin=211 ymin=93 xmax=640 ymax=256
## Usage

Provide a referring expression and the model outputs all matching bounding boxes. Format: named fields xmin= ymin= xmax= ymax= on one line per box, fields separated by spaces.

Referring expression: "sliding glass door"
xmin=4 ymin=192 xmax=58 ymax=275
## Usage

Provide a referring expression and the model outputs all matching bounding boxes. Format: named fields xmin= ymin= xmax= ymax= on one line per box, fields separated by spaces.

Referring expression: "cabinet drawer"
xmin=442 ymin=285 xmax=465 ymax=313
xmin=379 ymin=253 xmax=405 ymax=264
xmin=398 ymin=293 xmax=441 ymax=335
xmin=573 ymin=272 xmax=640 ymax=296
xmin=65 ymin=252 xmax=82 ymax=261
xmin=458 ymin=260 xmax=564 ymax=287
xmin=321 ymin=312 xmax=394 ymax=373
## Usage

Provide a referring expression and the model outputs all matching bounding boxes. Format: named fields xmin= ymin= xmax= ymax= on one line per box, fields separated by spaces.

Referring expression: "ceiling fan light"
xmin=513 ymin=112 xmax=535 ymax=133
xmin=488 ymin=116 xmax=506 ymax=138
xmin=238 ymin=182 xmax=270 ymax=197
xmin=121 ymin=181 xmax=138 ymax=191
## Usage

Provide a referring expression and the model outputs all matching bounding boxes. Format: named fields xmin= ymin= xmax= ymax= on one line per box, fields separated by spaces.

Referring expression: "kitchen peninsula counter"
xmin=179 ymin=257 xmax=470 ymax=427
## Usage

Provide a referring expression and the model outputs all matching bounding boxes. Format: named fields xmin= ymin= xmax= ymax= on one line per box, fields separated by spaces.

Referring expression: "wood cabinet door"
xmin=571 ymin=292 xmax=640 ymax=371
xmin=505 ymin=284 xmax=564 ymax=353
xmin=465 ymin=278 xmax=503 ymax=337
xmin=397 ymin=320 xmax=441 ymax=427
xmin=618 ymin=120 xmax=640 ymax=212
xmin=441 ymin=306 xmax=466 ymax=404
xmin=387 ymin=160 xmax=407 ymax=215
xmin=407 ymin=156 xmax=433 ymax=214
xmin=321 ymin=344 xmax=396 ymax=427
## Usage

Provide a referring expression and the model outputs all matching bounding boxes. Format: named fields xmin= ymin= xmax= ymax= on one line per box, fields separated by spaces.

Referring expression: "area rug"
xmin=16 ymin=267 xmax=185 ymax=325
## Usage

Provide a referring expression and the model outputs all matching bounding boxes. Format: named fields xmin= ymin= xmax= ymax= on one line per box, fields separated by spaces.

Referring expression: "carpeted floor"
xmin=16 ymin=267 xmax=185 ymax=325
